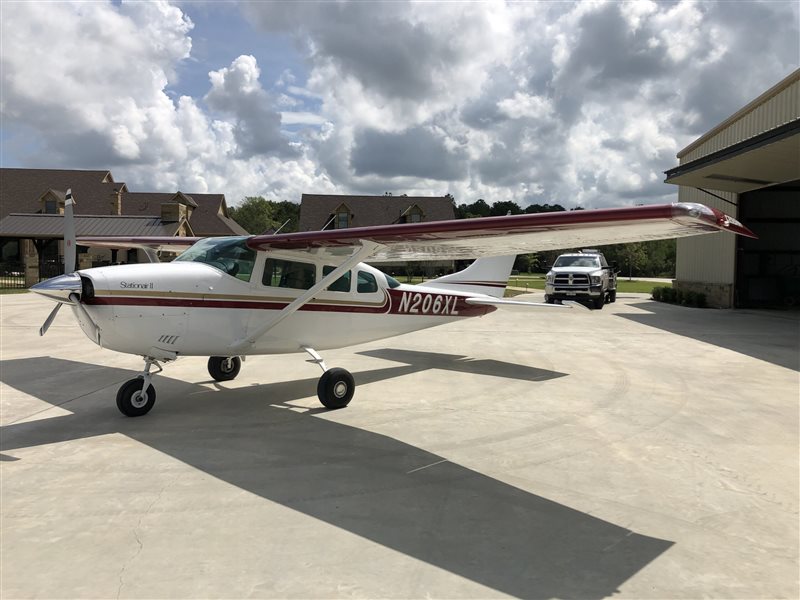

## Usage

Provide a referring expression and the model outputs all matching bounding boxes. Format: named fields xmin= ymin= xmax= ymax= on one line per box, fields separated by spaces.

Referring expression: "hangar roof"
xmin=664 ymin=119 xmax=800 ymax=193
xmin=665 ymin=69 xmax=800 ymax=194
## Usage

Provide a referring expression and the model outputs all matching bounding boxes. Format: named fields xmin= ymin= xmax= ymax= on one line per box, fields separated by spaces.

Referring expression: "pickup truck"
xmin=544 ymin=250 xmax=617 ymax=309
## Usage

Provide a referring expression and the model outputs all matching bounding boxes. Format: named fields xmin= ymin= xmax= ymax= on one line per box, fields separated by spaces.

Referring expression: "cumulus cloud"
xmin=2 ymin=0 xmax=798 ymax=210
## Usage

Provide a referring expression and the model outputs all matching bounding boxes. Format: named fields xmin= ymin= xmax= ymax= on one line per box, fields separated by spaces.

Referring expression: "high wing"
xmin=246 ymin=203 xmax=755 ymax=261
xmin=75 ymin=203 xmax=755 ymax=263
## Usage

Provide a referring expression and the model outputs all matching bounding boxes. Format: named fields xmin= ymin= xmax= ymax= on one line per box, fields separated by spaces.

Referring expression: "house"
xmin=298 ymin=194 xmax=455 ymax=231
xmin=298 ymin=194 xmax=456 ymax=276
xmin=0 ymin=168 xmax=245 ymax=286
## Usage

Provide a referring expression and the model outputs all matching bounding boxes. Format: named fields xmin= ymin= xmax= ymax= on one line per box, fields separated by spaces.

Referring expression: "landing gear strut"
xmin=304 ymin=347 xmax=355 ymax=409
xmin=208 ymin=356 xmax=241 ymax=381
xmin=117 ymin=357 xmax=162 ymax=417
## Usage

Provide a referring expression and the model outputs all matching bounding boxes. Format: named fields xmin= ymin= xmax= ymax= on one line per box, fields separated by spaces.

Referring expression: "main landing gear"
xmin=115 ymin=349 xmax=355 ymax=416
xmin=304 ymin=347 xmax=355 ymax=409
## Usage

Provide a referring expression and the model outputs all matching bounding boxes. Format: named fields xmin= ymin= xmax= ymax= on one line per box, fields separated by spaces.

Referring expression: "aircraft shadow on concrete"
xmin=1 ymin=356 xmax=672 ymax=599
xmin=620 ymin=301 xmax=800 ymax=372
xmin=358 ymin=348 xmax=568 ymax=382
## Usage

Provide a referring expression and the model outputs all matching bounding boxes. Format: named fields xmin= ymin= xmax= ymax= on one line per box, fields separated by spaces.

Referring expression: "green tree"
xmin=229 ymin=197 xmax=300 ymax=234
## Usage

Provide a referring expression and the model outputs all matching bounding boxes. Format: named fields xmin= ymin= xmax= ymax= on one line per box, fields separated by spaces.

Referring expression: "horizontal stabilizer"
xmin=465 ymin=297 xmax=589 ymax=310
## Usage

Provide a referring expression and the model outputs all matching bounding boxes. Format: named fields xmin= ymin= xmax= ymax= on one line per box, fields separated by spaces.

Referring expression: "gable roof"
xmin=298 ymin=194 xmax=455 ymax=231
xmin=0 ymin=168 xmax=124 ymax=219
xmin=123 ymin=192 xmax=247 ymax=236
xmin=0 ymin=213 xmax=186 ymax=238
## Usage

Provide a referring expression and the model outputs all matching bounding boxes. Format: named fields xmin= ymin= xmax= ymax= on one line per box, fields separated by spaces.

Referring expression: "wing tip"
xmin=673 ymin=202 xmax=758 ymax=239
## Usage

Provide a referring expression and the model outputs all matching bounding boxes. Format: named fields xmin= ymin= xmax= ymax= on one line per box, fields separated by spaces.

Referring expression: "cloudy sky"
xmin=2 ymin=1 xmax=797 ymax=209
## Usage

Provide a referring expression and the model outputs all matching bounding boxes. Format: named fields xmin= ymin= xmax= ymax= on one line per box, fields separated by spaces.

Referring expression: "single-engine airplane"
xmin=31 ymin=191 xmax=755 ymax=417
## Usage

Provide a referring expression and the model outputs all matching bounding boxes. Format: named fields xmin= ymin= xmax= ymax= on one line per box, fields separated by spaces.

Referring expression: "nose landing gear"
xmin=117 ymin=357 xmax=163 ymax=417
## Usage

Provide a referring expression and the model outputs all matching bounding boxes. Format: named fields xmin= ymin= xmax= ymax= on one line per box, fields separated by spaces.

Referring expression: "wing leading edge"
xmin=246 ymin=203 xmax=755 ymax=261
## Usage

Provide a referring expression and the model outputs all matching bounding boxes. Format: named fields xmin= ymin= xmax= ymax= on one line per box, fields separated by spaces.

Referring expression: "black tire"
xmin=608 ymin=290 xmax=617 ymax=303
xmin=116 ymin=378 xmax=156 ymax=417
xmin=545 ymin=295 xmax=554 ymax=304
xmin=317 ymin=368 xmax=355 ymax=409
xmin=208 ymin=356 xmax=241 ymax=381
xmin=593 ymin=293 xmax=605 ymax=309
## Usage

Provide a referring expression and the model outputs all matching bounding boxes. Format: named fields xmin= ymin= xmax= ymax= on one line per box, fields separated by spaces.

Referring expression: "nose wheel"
xmin=117 ymin=357 xmax=163 ymax=417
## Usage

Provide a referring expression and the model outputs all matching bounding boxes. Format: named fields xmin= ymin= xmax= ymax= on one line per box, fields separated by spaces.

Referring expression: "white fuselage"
xmin=74 ymin=254 xmax=494 ymax=359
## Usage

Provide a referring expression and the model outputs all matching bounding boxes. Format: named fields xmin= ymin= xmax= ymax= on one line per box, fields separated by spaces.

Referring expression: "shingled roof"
xmin=0 ymin=168 xmax=125 ymax=219
xmin=298 ymin=194 xmax=455 ymax=231
xmin=123 ymin=192 xmax=247 ymax=236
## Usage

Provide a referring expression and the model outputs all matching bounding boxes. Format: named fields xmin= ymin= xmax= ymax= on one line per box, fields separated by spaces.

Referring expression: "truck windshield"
xmin=174 ymin=237 xmax=255 ymax=281
xmin=553 ymin=256 xmax=600 ymax=268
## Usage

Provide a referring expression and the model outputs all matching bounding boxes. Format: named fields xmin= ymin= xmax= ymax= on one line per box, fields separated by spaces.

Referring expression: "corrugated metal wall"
xmin=681 ymin=75 xmax=800 ymax=162
xmin=675 ymin=187 xmax=738 ymax=284
xmin=674 ymin=71 xmax=799 ymax=296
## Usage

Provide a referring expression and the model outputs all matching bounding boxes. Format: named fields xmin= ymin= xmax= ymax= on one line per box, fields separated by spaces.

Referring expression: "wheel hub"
xmin=131 ymin=390 xmax=148 ymax=408
xmin=333 ymin=381 xmax=348 ymax=398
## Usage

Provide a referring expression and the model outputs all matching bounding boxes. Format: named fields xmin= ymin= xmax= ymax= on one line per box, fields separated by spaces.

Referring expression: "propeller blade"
xmin=64 ymin=188 xmax=77 ymax=275
xmin=39 ymin=302 xmax=63 ymax=336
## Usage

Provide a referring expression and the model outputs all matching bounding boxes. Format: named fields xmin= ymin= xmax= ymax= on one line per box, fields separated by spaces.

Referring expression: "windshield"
xmin=174 ymin=237 xmax=255 ymax=281
xmin=553 ymin=256 xmax=601 ymax=268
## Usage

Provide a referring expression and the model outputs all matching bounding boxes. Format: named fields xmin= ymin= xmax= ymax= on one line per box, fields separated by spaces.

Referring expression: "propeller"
xmin=36 ymin=188 xmax=79 ymax=336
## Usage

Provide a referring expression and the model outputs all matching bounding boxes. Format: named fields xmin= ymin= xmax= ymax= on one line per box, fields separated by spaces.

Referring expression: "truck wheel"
xmin=593 ymin=294 xmax=605 ymax=309
xmin=545 ymin=295 xmax=554 ymax=304
xmin=609 ymin=290 xmax=617 ymax=303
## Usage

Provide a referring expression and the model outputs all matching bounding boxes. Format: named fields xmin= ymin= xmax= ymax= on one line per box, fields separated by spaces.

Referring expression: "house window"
xmin=44 ymin=199 xmax=58 ymax=214
xmin=333 ymin=203 xmax=351 ymax=229
xmin=400 ymin=205 xmax=424 ymax=224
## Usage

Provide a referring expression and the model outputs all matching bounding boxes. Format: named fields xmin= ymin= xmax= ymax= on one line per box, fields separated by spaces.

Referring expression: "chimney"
xmin=109 ymin=188 xmax=122 ymax=215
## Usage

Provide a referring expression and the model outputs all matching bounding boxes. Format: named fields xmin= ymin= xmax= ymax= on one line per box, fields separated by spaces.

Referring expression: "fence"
xmin=0 ymin=262 xmax=25 ymax=289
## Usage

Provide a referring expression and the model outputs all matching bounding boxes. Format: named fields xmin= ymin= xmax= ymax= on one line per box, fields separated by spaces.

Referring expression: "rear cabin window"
xmin=357 ymin=271 xmax=378 ymax=293
xmin=263 ymin=259 xmax=316 ymax=290
xmin=322 ymin=266 xmax=351 ymax=292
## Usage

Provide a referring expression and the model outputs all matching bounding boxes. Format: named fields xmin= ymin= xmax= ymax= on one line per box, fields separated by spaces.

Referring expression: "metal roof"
xmin=664 ymin=119 xmax=800 ymax=193
xmin=0 ymin=213 xmax=183 ymax=238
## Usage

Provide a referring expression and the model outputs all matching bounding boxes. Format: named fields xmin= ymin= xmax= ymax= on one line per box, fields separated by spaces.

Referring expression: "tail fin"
xmin=424 ymin=256 xmax=515 ymax=298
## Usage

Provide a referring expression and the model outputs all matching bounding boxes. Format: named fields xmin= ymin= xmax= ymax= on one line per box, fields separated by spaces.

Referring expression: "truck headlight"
xmin=546 ymin=272 xmax=555 ymax=284
xmin=590 ymin=272 xmax=602 ymax=285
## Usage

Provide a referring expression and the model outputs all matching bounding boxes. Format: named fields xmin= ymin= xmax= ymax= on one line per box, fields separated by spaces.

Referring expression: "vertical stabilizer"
xmin=424 ymin=256 xmax=516 ymax=298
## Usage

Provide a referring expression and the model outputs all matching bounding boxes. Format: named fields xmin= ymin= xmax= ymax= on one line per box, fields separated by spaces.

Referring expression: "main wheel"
xmin=317 ymin=368 xmax=355 ymax=409
xmin=208 ymin=356 xmax=241 ymax=381
xmin=116 ymin=378 xmax=156 ymax=417
xmin=593 ymin=293 xmax=605 ymax=309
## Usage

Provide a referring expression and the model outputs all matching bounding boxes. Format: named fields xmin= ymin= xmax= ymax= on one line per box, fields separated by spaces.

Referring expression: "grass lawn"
xmin=508 ymin=274 xmax=671 ymax=294
xmin=0 ymin=288 xmax=29 ymax=295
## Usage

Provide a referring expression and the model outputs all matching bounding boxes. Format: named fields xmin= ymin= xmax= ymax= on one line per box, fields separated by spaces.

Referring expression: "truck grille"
xmin=554 ymin=273 xmax=589 ymax=286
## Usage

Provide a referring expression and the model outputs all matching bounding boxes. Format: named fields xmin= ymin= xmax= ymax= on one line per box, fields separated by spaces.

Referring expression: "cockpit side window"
xmin=322 ymin=266 xmax=351 ymax=292
xmin=357 ymin=271 xmax=378 ymax=293
xmin=263 ymin=258 xmax=316 ymax=289
xmin=174 ymin=237 xmax=255 ymax=282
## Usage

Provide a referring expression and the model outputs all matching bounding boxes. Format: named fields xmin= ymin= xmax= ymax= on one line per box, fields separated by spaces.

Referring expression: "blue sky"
xmin=2 ymin=1 xmax=798 ymax=208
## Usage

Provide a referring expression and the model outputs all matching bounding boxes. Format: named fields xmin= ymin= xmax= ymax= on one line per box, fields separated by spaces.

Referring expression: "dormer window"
xmin=334 ymin=203 xmax=352 ymax=229
xmin=39 ymin=190 xmax=65 ymax=214
xmin=400 ymin=204 xmax=424 ymax=224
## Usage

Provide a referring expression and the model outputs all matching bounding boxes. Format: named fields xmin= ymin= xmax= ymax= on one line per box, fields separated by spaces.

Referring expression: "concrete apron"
xmin=1 ymin=293 xmax=797 ymax=599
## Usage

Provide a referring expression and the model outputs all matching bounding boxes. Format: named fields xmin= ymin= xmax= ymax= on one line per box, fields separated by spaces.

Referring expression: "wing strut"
xmin=229 ymin=241 xmax=381 ymax=352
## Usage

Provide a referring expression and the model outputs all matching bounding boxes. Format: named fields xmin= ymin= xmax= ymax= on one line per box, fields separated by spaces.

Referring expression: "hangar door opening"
xmin=736 ymin=180 xmax=800 ymax=308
